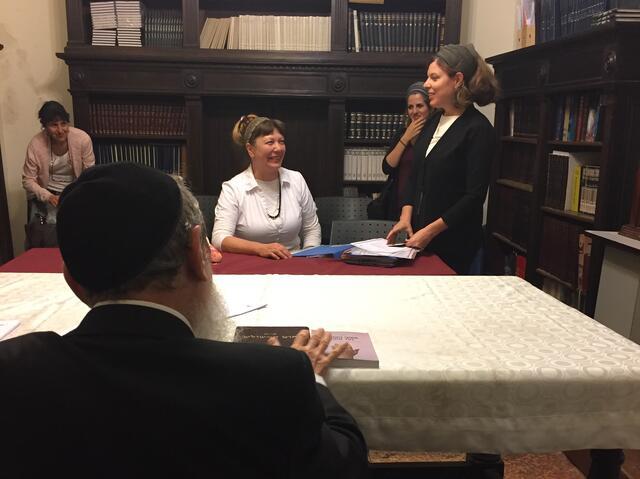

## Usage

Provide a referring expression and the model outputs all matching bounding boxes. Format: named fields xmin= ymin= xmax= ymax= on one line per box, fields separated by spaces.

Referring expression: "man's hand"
xmin=257 ymin=242 xmax=292 ymax=260
xmin=268 ymin=328 xmax=348 ymax=376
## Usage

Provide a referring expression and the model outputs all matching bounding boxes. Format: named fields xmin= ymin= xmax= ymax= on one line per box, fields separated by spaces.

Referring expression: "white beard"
xmin=190 ymin=282 xmax=235 ymax=342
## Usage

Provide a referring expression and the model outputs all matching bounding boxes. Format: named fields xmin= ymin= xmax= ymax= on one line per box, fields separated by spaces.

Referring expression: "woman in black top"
xmin=387 ymin=44 xmax=499 ymax=274
xmin=378 ymin=82 xmax=431 ymax=220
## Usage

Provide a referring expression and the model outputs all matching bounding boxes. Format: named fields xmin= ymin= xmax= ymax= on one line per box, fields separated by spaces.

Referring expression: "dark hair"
xmin=38 ymin=101 xmax=70 ymax=127
xmin=430 ymin=54 xmax=500 ymax=108
xmin=231 ymin=114 xmax=286 ymax=147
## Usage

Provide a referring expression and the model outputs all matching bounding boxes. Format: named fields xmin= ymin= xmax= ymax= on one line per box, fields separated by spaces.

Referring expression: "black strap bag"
xmin=367 ymin=175 xmax=395 ymax=220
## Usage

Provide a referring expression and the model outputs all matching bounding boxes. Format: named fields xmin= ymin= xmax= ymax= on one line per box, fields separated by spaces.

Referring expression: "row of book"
xmin=349 ymin=10 xmax=445 ymax=53
xmin=544 ymin=150 xmax=600 ymax=215
xmin=552 ymin=93 xmax=603 ymax=142
xmin=537 ymin=0 xmax=640 ymax=43
xmin=90 ymin=1 xmax=143 ymax=47
xmin=345 ymin=112 xmax=404 ymax=141
xmin=508 ymin=97 xmax=539 ymax=137
xmin=94 ymin=142 xmax=183 ymax=175
xmin=89 ymin=103 xmax=186 ymax=137
xmin=145 ymin=9 xmax=183 ymax=48
xmin=199 ymin=15 xmax=331 ymax=51
xmin=500 ymin=143 xmax=535 ymax=185
xmin=343 ymin=147 xmax=387 ymax=182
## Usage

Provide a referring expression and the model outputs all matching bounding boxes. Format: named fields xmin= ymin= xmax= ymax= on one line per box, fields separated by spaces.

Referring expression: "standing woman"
xmin=22 ymin=101 xmax=95 ymax=221
xmin=387 ymin=44 xmax=498 ymax=274
xmin=374 ymin=82 xmax=431 ymax=220
xmin=212 ymin=114 xmax=321 ymax=259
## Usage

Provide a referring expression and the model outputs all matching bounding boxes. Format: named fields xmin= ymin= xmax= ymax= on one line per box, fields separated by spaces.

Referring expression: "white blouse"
xmin=212 ymin=166 xmax=321 ymax=251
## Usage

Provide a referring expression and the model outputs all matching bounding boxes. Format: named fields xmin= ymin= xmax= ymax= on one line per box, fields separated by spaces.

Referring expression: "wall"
xmin=0 ymin=1 xmax=71 ymax=255
xmin=462 ymin=0 xmax=519 ymax=123
xmin=0 ymin=0 xmax=518 ymax=256
xmin=462 ymin=0 xmax=518 ymax=223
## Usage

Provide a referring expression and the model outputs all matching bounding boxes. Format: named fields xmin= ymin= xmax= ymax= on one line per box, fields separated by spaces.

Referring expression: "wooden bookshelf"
xmin=486 ymin=22 xmax=640 ymax=316
xmin=61 ymin=0 xmax=462 ymax=195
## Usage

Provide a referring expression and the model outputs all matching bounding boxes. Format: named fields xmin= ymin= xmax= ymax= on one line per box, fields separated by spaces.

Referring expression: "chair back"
xmin=329 ymin=219 xmax=396 ymax=245
xmin=315 ymin=196 xmax=370 ymax=244
xmin=195 ymin=195 xmax=218 ymax=240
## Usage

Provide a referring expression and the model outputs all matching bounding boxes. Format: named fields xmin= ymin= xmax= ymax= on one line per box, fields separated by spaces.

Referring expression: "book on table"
xmin=233 ymin=326 xmax=379 ymax=368
xmin=342 ymin=238 xmax=418 ymax=267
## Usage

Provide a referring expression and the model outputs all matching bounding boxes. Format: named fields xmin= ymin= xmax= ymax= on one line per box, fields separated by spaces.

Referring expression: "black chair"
xmin=315 ymin=196 xmax=370 ymax=244
xmin=329 ymin=219 xmax=396 ymax=244
xmin=194 ymin=195 xmax=218 ymax=240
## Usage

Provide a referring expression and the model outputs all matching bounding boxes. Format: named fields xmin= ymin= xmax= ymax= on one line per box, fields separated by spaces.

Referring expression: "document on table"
xmin=0 ymin=320 xmax=20 ymax=340
xmin=349 ymin=238 xmax=418 ymax=259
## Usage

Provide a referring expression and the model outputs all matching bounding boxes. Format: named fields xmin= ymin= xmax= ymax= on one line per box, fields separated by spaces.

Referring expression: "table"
xmin=0 ymin=248 xmax=455 ymax=275
xmin=587 ymin=230 xmax=640 ymax=344
xmin=3 ymin=272 xmax=640 ymax=456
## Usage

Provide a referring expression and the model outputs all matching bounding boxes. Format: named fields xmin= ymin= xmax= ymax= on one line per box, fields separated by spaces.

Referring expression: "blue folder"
xmin=292 ymin=244 xmax=352 ymax=258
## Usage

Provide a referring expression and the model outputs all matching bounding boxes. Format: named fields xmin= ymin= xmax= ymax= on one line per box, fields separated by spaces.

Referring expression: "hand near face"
xmin=257 ymin=242 xmax=292 ymax=260
xmin=402 ymin=116 xmax=426 ymax=144
xmin=47 ymin=195 xmax=60 ymax=207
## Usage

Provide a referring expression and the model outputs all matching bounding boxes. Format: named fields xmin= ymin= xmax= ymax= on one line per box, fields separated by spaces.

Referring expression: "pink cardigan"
xmin=22 ymin=127 xmax=95 ymax=202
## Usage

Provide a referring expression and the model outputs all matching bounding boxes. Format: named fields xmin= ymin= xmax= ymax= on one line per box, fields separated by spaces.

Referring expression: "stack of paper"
xmin=0 ymin=320 xmax=20 ymax=341
xmin=90 ymin=1 xmax=117 ymax=46
xmin=116 ymin=1 xmax=143 ymax=47
xmin=348 ymin=238 xmax=418 ymax=259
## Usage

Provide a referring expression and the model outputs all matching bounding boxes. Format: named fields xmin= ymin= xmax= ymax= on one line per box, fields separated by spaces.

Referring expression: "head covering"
xmin=435 ymin=44 xmax=479 ymax=83
xmin=243 ymin=116 xmax=269 ymax=144
xmin=57 ymin=163 xmax=182 ymax=292
xmin=406 ymin=82 xmax=428 ymax=99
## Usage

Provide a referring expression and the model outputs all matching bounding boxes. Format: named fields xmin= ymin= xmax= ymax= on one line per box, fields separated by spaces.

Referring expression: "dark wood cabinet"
xmin=60 ymin=0 xmax=461 ymax=196
xmin=486 ymin=22 xmax=640 ymax=315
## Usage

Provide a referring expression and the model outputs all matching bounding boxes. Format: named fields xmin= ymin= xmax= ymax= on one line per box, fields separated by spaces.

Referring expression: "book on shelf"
xmin=233 ymin=326 xmax=379 ymax=368
xmin=515 ymin=254 xmax=527 ymax=278
xmin=553 ymin=93 xmax=603 ymax=142
xmin=578 ymin=165 xmax=600 ymax=215
xmin=577 ymin=232 xmax=592 ymax=309
xmin=343 ymin=147 xmax=388 ymax=182
xmin=202 ymin=15 xmax=330 ymax=51
xmin=545 ymin=150 xmax=599 ymax=213
xmin=349 ymin=9 xmax=444 ymax=53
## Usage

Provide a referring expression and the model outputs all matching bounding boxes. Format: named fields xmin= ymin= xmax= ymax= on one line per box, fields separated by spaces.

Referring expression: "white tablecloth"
xmin=3 ymin=272 xmax=640 ymax=454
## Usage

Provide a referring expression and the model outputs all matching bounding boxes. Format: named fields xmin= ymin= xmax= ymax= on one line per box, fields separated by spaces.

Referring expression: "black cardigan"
xmin=404 ymin=106 xmax=496 ymax=273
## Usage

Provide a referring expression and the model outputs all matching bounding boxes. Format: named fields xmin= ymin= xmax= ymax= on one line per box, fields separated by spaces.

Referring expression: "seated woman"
xmin=22 ymin=101 xmax=95 ymax=223
xmin=212 ymin=114 xmax=321 ymax=259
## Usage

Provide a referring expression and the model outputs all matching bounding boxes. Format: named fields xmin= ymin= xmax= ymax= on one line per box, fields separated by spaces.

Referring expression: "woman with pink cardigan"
xmin=22 ymin=101 xmax=95 ymax=222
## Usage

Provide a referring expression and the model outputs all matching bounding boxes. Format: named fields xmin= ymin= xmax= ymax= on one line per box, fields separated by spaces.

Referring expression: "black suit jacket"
xmin=0 ymin=304 xmax=368 ymax=478
xmin=404 ymin=106 xmax=496 ymax=273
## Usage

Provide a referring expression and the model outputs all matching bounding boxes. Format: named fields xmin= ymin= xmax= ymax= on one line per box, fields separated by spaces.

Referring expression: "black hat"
xmin=57 ymin=163 xmax=182 ymax=292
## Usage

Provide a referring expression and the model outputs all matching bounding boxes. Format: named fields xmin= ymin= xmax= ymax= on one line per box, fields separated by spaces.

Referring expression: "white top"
xmin=48 ymin=151 xmax=74 ymax=193
xmin=5 ymin=272 xmax=640 ymax=454
xmin=425 ymin=114 xmax=460 ymax=157
xmin=212 ymin=166 xmax=321 ymax=251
